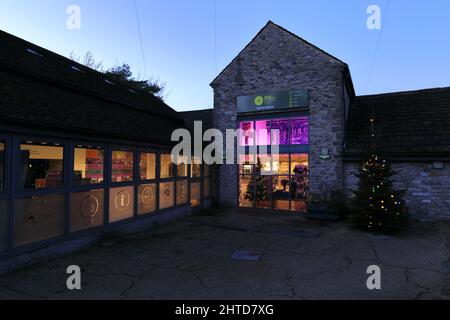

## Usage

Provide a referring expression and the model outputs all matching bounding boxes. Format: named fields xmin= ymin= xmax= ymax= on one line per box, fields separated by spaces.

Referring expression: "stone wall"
xmin=212 ymin=23 xmax=347 ymax=207
xmin=344 ymin=162 xmax=450 ymax=221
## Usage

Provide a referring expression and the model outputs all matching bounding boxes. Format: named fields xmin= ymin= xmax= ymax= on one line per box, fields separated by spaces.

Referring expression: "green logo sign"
xmin=254 ymin=96 xmax=264 ymax=106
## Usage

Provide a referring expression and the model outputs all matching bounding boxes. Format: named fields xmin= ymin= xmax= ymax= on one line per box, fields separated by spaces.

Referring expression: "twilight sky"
xmin=1 ymin=0 xmax=449 ymax=111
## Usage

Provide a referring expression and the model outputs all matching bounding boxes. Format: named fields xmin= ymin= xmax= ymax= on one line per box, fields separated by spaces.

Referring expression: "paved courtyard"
xmin=0 ymin=209 xmax=447 ymax=300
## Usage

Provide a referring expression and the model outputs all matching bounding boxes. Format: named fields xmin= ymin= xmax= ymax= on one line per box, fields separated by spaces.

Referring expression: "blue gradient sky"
xmin=1 ymin=0 xmax=449 ymax=111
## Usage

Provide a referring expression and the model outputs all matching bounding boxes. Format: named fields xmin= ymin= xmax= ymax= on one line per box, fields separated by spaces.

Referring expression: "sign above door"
xmin=237 ymin=90 xmax=309 ymax=114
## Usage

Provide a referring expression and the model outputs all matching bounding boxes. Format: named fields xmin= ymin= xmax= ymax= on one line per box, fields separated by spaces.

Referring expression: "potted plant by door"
xmin=306 ymin=184 xmax=345 ymax=221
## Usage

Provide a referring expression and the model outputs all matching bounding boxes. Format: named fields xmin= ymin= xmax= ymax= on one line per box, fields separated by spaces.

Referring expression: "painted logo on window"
xmin=114 ymin=190 xmax=131 ymax=211
xmin=254 ymin=96 xmax=264 ymax=106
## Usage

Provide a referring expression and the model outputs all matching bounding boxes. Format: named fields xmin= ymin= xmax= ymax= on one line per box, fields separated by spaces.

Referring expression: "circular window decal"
xmin=80 ymin=195 xmax=99 ymax=219
xmin=114 ymin=190 xmax=131 ymax=212
xmin=141 ymin=186 xmax=154 ymax=206
xmin=254 ymin=96 xmax=264 ymax=106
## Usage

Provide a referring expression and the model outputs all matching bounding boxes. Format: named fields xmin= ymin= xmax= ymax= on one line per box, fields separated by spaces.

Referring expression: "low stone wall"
xmin=0 ymin=206 xmax=191 ymax=275
xmin=344 ymin=162 xmax=450 ymax=221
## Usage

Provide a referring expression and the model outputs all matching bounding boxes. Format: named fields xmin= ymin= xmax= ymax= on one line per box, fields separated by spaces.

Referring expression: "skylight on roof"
xmin=26 ymin=48 xmax=44 ymax=58
xmin=104 ymin=79 xmax=115 ymax=85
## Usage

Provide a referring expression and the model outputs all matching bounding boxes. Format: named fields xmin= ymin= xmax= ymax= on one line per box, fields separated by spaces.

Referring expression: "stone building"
xmin=210 ymin=21 xmax=450 ymax=220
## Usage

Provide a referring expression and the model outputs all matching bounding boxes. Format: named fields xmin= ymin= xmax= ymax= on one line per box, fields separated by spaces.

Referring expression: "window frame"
xmin=72 ymin=143 xmax=106 ymax=189
xmin=138 ymin=149 xmax=158 ymax=183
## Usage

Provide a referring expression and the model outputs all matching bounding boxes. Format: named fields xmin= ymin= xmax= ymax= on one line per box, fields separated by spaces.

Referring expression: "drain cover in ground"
xmin=230 ymin=249 xmax=264 ymax=261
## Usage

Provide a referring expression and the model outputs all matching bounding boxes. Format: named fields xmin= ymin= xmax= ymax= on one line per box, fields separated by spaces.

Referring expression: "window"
xmin=239 ymin=121 xmax=254 ymax=146
xmin=239 ymin=176 xmax=253 ymax=208
xmin=71 ymin=190 xmax=104 ymax=232
xmin=20 ymin=143 xmax=64 ymax=189
xmin=203 ymin=164 xmax=210 ymax=177
xmin=255 ymin=120 xmax=270 ymax=145
xmin=138 ymin=184 xmax=156 ymax=215
xmin=177 ymin=156 xmax=188 ymax=178
xmin=14 ymin=194 xmax=65 ymax=247
xmin=271 ymin=119 xmax=290 ymax=145
xmin=292 ymin=118 xmax=309 ymax=145
xmin=140 ymin=152 xmax=156 ymax=180
xmin=160 ymin=154 xmax=174 ymax=179
xmin=239 ymin=154 xmax=254 ymax=175
xmin=111 ymin=149 xmax=134 ymax=183
xmin=190 ymin=182 xmax=201 ymax=207
xmin=0 ymin=142 xmax=5 ymax=192
xmin=203 ymin=178 xmax=210 ymax=198
xmin=273 ymin=176 xmax=290 ymax=211
xmin=0 ymin=201 xmax=8 ymax=251
xmin=191 ymin=157 xmax=201 ymax=178
xmin=256 ymin=155 xmax=272 ymax=175
xmin=176 ymin=180 xmax=189 ymax=205
xmin=74 ymin=147 xmax=104 ymax=185
xmin=159 ymin=182 xmax=174 ymax=209
xmin=109 ymin=186 xmax=134 ymax=222
xmin=272 ymin=154 xmax=290 ymax=175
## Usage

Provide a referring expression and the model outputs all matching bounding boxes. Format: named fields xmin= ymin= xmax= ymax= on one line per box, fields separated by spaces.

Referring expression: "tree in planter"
xmin=350 ymin=117 xmax=409 ymax=234
xmin=244 ymin=158 xmax=271 ymax=202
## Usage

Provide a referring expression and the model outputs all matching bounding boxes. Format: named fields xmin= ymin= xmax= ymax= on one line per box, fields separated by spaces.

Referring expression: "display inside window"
xmin=0 ymin=142 xmax=5 ymax=192
xmin=271 ymin=119 xmax=290 ymax=145
xmin=191 ymin=157 xmax=202 ymax=178
xmin=14 ymin=194 xmax=65 ymax=247
xmin=140 ymin=152 xmax=156 ymax=180
xmin=239 ymin=154 xmax=254 ymax=175
xmin=0 ymin=201 xmax=8 ymax=251
xmin=273 ymin=176 xmax=290 ymax=211
xmin=109 ymin=186 xmax=134 ymax=223
xmin=159 ymin=182 xmax=174 ymax=209
xmin=177 ymin=156 xmax=188 ymax=177
xmin=20 ymin=143 xmax=64 ymax=189
xmin=190 ymin=182 xmax=201 ymax=207
xmin=292 ymin=118 xmax=309 ymax=145
xmin=239 ymin=176 xmax=253 ymax=208
xmin=272 ymin=154 xmax=290 ymax=175
xmin=176 ymin=180 xmax=189 ymax=205
xmin=160 ymin=154 xmax=174 ymax=179
xmin=256 ymin=155 xmax=272 ymax=175
xmin=203 ymin=178 xmax=210 ymax=198
xmin=138 ymin=184 xmax=156 ymax=215
xmin=255 ymin=120 xmax=270 ymax=146
xmin=239 ymin=121 xmax=254 ymax=146
xmin=254 ymin=176 xmax=272 ymax=209
xmin=74 ymin=147 xmax=104 ymax=185
xmin=112 ymin=150 xmax=134 ymax=183
xmin=291 ymin=153 xmax=309 ymax=210
xmin=71 ymin=190 xmax=104 ymax=232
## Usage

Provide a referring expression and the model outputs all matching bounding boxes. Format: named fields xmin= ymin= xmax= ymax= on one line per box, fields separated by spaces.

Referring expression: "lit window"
xmin=140 ymin=152 xmax=156 ymax=180
xmin=203 ymin=164 xmax=210 ymax=177
xmin=111 ymin=150 xmax=134 ymax=183
xmin=239 ymin=121 xmax=254 ymax=146
xmin=20 ymin=143 xmax=64 ymax=189
xmin=176 ymin=180 xmax=189 ymax=205
xmin=272 ymin=154 xmax=290 ymax=175
xmin=271 ymin=119 xmax=290 ymax=145
xmin=190 ymin=182 xmax=201 ymax=207
xmin=292 ymin=118 xmax=309 ymax=145
xmin=159 ymin=182 xmax=174 ymax=209
xmin=71 ymin=190 xmax=104 ymax=232
xmin=239 ymin=176 xmax=253 ymax=208
xmin=160 ymin=154 xmax=174 ymax=179
xmin=0 ymin=142 xmax=5 ymax=192
xmin=177 ymin=156 xmax=188 ymax=178
xmin=74 ymin=147 xmax=104 ymax=185
xmin=239 ymin=154 xmax=254 ymax=175
xmin=14 ymin=194 xmax=65 ymax=247
xmin=191 ymin=157 xmax=201 ymax=178
xmin=256 ymin=155 xmax=272 ymax=175
xmin=255 ymin=120 xmax=270 ymax=145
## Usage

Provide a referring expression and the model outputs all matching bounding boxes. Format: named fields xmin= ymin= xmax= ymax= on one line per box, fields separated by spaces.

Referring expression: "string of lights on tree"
xmin=351 ymin=104 xmax=408 ymax=234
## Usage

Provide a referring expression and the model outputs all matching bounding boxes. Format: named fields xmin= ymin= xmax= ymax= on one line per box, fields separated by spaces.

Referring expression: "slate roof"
xmin=180 ymin=109 xmax=214 ymax=133
xmin=0 ymin=30 xmax=184 ymax=145
xmin=345 ymin=87 xmax=450 ymax=159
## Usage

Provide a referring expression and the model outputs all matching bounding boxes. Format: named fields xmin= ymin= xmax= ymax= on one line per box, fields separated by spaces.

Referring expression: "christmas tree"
xmin=244 ymin=158 xmax=271 ymax=202
xmin=350 ymin=113 xmax=409 ymax=234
